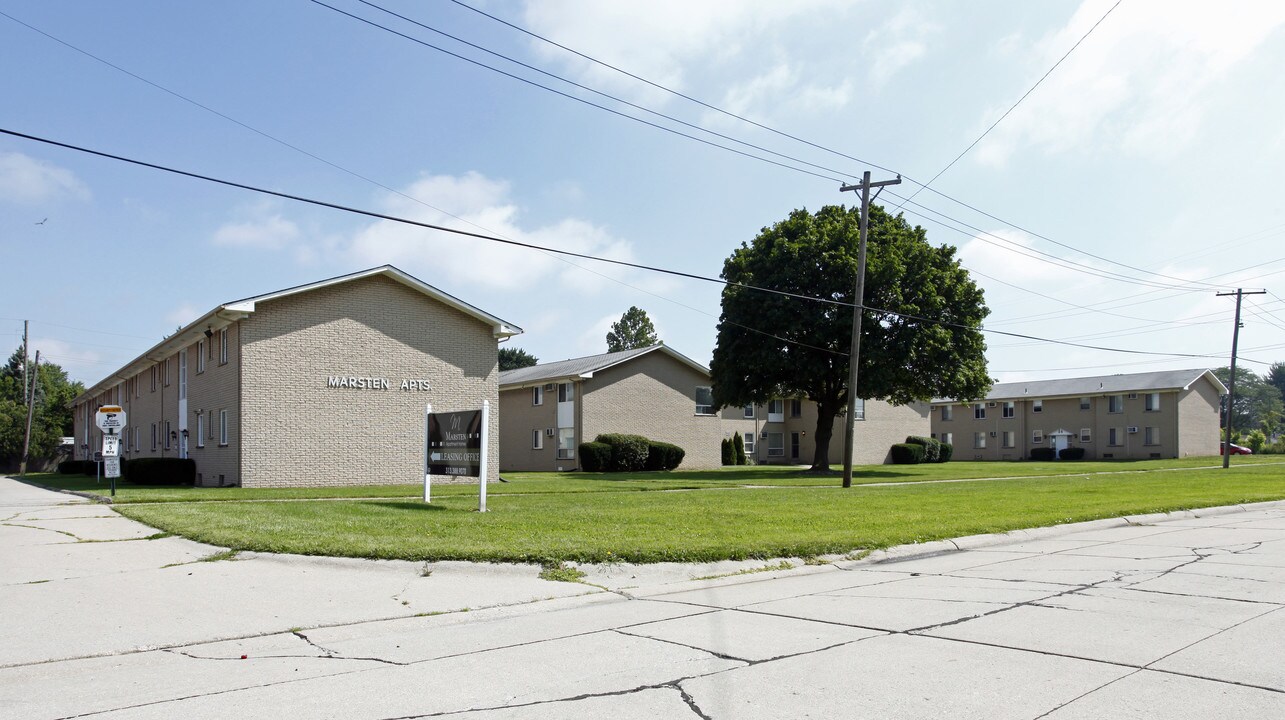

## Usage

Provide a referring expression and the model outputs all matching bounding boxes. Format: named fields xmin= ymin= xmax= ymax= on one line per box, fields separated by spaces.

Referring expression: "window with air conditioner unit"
xmin=986 ymin=401 xmax=997 ymax=408
xmin=545 ymin=427 xmax=555 ymax=437
xmin=1127 ymin=426 xmax=1139 ymax=433
xmin=1126 ymin=393 xmax=1138 ymax=400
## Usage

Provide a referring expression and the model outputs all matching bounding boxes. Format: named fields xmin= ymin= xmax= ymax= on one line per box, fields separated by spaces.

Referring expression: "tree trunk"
xmin=809 ymin=400 xmax=839 ymax=472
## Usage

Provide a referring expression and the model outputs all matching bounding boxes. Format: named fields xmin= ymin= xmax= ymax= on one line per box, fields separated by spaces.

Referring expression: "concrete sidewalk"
xmin=3 ymin=476 xmax=1284 ymax=718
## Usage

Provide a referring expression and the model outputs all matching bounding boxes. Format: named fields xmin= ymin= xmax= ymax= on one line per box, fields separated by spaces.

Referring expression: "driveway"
xmin=3 ymin=476 xmax=1285 ymax=719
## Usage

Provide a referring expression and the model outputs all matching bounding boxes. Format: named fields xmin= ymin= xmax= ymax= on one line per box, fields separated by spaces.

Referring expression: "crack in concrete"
xmin=904 ymin=572 xmax=1126 ymax=634
xmin=291 ymin=631 xmax=408 ymax=666
xmin=1 ymin=521 xmax=83 ymax=541
xmin=674 ymin=682 xmax=715 ymax=720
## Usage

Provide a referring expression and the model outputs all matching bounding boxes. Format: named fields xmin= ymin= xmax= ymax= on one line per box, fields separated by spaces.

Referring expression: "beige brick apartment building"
xmin=498 ymin=345 xmax=929 ymax=471
xmin=930 ymin=368 xmax=1224 ymax=461
xmin=71 ymin=266 xmax=520 ymax=487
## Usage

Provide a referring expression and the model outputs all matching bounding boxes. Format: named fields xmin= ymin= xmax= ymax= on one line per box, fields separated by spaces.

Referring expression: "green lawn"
xmin=78 ymin=459 xmax=1285 ymax=564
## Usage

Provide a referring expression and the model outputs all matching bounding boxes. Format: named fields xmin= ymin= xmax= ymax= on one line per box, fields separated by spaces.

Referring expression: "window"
xmin=790 ymin=432 xmax=800 ymax=459
xmin=1144 ymin=427 xmax=1159 ymax=445
xmin=767 ymin=432 xmax=785 ymax=456
xmin=743 ymin=432 xmax=756 ymax=454
xmin=1080 ymin=428 xmax=1092 ymax=443
xmin=557 ymin=428 xmax=574 ymax=459
xmin=974 ymin=403 xmax=986 ymax=420
xmin=768 ymin=399 xmax=784 ymax=417
xmin=1032 ymin=400 xmax=1043 ymax=413
xmin=974 ymin=432 xmax=986 ymax=449
xmin=941 ymin=432 xmax=953 ymax=446
xmin=1145 ymin=393 xmax=1160 ymax=412
xmin=695 ymin=386 xmax=714 ymax=415
xmin=219 ymin=410 xmax=228 ymax=446
xmin=1080 ymin=397 xmax=1091 ymax=411
xmin=1002 ymin=431 xmax=1015 ymax=448
xmin=164 ymin=421 xmax=171 ymax=450
xmin=1109 ymin=395 xmax=1124 ymax=413
xmin=150 ymin=423 xmax=157 ymax=451
xmin=178 ymin=351 xmax=186 ymax=401
xmin=219 ymin=328 xmax=228 ymax=365
xmin=1032 ymin=430 xmax=1044 ymax=444
xmin=557 ymin=382 xmax=575 ymax=403
xmin=790 ymin=399 xmax=802 ymax=418
xmin=743 ymin=404 xmax=755 ymax=419
xmin=163 ymin=357 xmax=171 ymax=386
xmin=854 ymin=398 xmax=865 ymax=420
xmin=1002 ymin=401 xmax=1015 ymax=419
xmin=150 ymin=366 xmax=157 ymax=392
xmin=1108 ymin=427 xmax=1121 ymax=446
xmin=197 ymin=339 xmax=206 ymax=373
xmin=940 ymin=405 xmax=953 ymax=421
xmin=531 ymin=430 xmax=543 ymax=450
xmin=196 ymin=413 xmax=205 ymax=448
xmin=531 ymin=386 xmax=543 ymax=406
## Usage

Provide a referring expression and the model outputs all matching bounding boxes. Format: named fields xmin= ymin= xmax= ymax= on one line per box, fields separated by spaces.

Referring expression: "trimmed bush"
xmin=1030 ymin=447 xmax=1057 ymax=461
xmin=57 ymin=460 xmax=92 ymax=475
xmin=937 ymin=442 xmax=953 ymax=463
xmin=646 ymin=442 xmax=686 ymax=471
xmin=905 ymin=436 xmax=941 ymax=463
xmin=123 ymin=457 xmax=195 ymax=485
xmin=1059 ymin=447 xmax=1086 ymax=461
xmin=579 ymin=442 xmax=612 ymax=472
xmin=594 ymin=433 xmax=651 ymax=472
xmin=890 ymin=443 xmax=924 ymax=464
xmin=721 ymin=437 xmax=735 ymax=466
xmin=733 ymin=433 xmax=747 ymax=465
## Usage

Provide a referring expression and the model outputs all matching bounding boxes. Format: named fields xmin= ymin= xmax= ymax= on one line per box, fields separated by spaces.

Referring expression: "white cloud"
xmin=974 ymin=0 xmax=1285 ymax=164
xmin=0 ymin=152 xmax=89 ymax=205
xmin=29 ymin=337 xmax=105 ymax=384
xmin=212 ymin=214 xmax=300 ymax=249
xmin=864 ymin=7 xmax=938 ymax=88
xmin=339 ymin=171 xmax=652 ymax=295
xmin=165 ymin=303 xmax=201 ymax=328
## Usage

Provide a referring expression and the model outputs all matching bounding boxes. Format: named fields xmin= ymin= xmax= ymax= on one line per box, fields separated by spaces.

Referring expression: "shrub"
xmin=721 ymin=437 xmax=735 ymax=466
xmin=1245 ymin=430 xmax=1267 ymax=454
xmin=1059 ymin=447 xmax=1086 ymax=461
xmin=57 ymin=460 xmax=92 ymax=475
xmin=890 ymin=443 xmax=924 ymax=464
xmin=733 ymin=433 xmax=747 ymax=465
xmin=937 ymin=442 xmax=953 ymax=463
xmin=1030 ymin=447 xmax=1057 ymax=461
xmin=905 ymin=436 xmax=941 ymax=463
xmin=579 ymin=442 xmax=612 ymax=472
xmin=646 ymin=442 xmax=686 ymax=471
xmin=123 ymin=457 xmax=195 ymax=485
xmin=594 ymin=434 xmax=651 ymax=472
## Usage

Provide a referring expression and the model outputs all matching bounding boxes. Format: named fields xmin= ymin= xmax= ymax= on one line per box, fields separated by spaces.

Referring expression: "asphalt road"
xmin=3 ymin=476 xmax=1285 ymax=719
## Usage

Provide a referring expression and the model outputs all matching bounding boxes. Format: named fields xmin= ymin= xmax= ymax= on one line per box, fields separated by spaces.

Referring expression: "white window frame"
xmin=1002 ymin=401 xmax=1015 ymax=419
xmin=219 ymin=409 xmax=228 ymax=446
xmin=1002 ymin=431 xmax=1015 ymax=448
xmin=150 ymin=422 xmax=157 ymax=450
xmin=1145 ymin=392 xmax=1160 ymax=412
xmin=197 ymin=339 xmax=206 ymax=373
xmin=1032 ymin=399 xmax=1043 ymax=413
xmin=196 ymin=413 xmax=205 ymax=448
xmin=150 ymin=365 xmax=157 ymax=392
xmin=1079 ymin=397 xmax=1091 ymax=411
xmin=1108 ymin=427 xmax=1122 ymax=446
xmin=1080 ymin=428 xmax=1092 ymax=443
xmin=219 ymin=328 xmax=229 ymax=365
xmin=164 ymin=420 xmax=172 ymax=450
xmin=974 ymin=403 xmax=986 ymax=420
xmin=940 ymin=405 xmax=953 ymax=421
xmin=743 ymin=404 xmax=755 ymax=419
xmin=531 ymin=429 xmax=543 ymax=450
xmin=163 ymin=357 xmax=171 ymax=386
xmin=531 ymin=386 xmax=543 ymax=406
xmin=743 ymin=432 xmax=756 ymax=454
xmin=790 ymin=399 xmax=802 ymax=418
xmin=557 ymin=381 xmax=575 ymax=403
xmin=1144 ymin=426 xmax=1159 ymax=446
xmin=556 ymin=428 xmax=574 ymax=459
xmin=1109 ymin=395 xmax=1124 ymax=413
xmin=974 ymin=432 xmax=986 ymax=449
xmin=853 ymin=398 xmax=865 ymax=420
xmin=768 ymin=399 xmax=784 ymax=416
xmin=694 ymin=386 xmax=714 ymax=416
xmin=1032 ymin=430 xmax=1044 ymax=444
xmin=941 ymin=432 xmax=953 ymax=446
xmin=766 ymin=432 xmax=785 ymax=457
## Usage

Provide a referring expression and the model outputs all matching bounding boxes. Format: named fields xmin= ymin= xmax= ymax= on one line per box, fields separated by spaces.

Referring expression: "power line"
xmin=894 ymin=0 xmax=1123 ymax=207
xmin=2 ymin=126 xmax=1235 ymax=366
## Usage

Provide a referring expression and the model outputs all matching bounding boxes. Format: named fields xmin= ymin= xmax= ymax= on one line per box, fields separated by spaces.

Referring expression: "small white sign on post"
xmin=102 ymin=434 xmax=120 ymax=458
xmin=103 ymin=457 xmax=121 ymax=479
xmin=95 ymin=406 xmax=126 ymax=435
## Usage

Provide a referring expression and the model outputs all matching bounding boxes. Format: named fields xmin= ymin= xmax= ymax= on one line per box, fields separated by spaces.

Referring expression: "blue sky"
xmin=3 ymin=0 xmax=1285 ymax=391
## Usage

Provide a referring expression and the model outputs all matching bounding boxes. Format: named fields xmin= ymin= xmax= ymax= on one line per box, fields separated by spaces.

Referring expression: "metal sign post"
xmin=478 ymin=400 xmax=490 ymax=513
xmin=423 ymin=403 xmax=432 ymax=503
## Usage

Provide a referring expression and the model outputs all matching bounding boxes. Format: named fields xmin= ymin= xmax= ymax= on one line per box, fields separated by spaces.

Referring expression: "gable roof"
xmin=933 ymin=368 xmax=1226 ymax=404
xmin=499 ymin=344 xmax=709 ymax=388
xmin=74 ymin=266 xmax=520 ymax=404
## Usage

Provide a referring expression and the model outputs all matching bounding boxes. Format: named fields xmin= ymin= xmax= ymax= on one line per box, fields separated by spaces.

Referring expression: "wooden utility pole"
xmin=1217 ymin=288 xmax=1265 ymax=469
xmin=20 ymin=351 xmax=40 ymax=476
xmin=22 ymin=320 xmax=29 ymax=406
xmin=838 ymin=172 xmax=901 ymax=487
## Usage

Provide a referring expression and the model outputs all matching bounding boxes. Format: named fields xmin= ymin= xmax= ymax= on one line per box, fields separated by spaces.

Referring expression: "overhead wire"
xmin=1 ymin=126 xmax=1241 ymax=366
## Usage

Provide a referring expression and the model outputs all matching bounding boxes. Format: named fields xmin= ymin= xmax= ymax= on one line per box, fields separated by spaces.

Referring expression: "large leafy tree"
xmin=606 ymin=306 xmax=659 ymax=352
xmin=0 ymin=347 xmax=84 ymax=469
xmin=711 ymin=204 xmax=991 ymax=471
xmin=1267 ymin=362 xmax=1285 ymax=404
xmin=498 ymin=347 xmax=539 ymax=371
xmin=1213 ymin=367 xmax=1283 ymax=434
